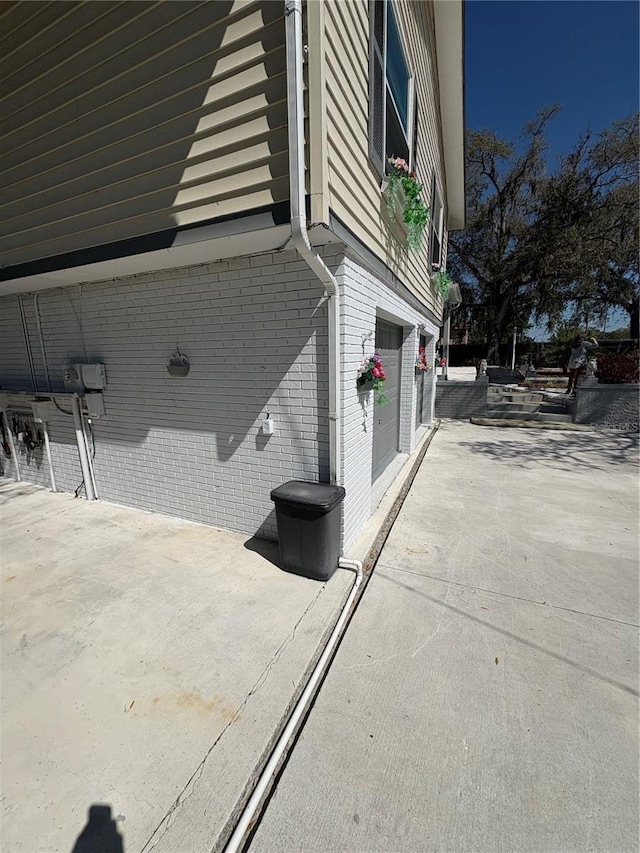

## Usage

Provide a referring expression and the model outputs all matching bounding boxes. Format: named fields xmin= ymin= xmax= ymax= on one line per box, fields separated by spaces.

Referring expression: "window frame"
xmin=369 ymin=0 xmax=418 ymax=178
xmin=429 ymin=172 xmax=444 ymax=271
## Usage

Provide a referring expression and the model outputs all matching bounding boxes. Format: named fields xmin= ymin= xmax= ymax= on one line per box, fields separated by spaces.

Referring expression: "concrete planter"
xmin=574 ymin=383 xmax=639 ymax=429
xmin=435 ymin=381 xmax=487 ymax=419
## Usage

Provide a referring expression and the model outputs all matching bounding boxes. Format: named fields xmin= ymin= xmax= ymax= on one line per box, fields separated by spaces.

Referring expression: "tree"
xmin=447 ymin=108 xmax=560 ymax=363
xmin=447 ymin=110 xmax=640 ymax=362
xmin=537 ymin=114 xmax=639 ymax=338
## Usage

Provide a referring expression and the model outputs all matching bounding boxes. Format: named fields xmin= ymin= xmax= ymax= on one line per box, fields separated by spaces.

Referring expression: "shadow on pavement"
xmin=71 ymin=805 xmax=124 ymax=853
xmin=243 ymin=535 xmax=281 ymax=569
xmin=459 ymin=431 xmax=639 ymax=472
xmin=378 ymin=569 xmax=639 ymax=697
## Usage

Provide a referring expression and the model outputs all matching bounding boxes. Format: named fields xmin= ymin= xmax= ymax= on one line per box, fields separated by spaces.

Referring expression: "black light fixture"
xmin=166 ymin=348 xmax=190 ymax=377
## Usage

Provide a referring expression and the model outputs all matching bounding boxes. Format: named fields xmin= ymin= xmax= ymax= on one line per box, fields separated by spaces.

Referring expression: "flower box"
xmin=381 ymin=157 xmax=430 ymax=252
xmin=357 ymin=378 xmax=375 ymax=393
xmin=381 ymin=178 xmax=408 ymax=231
xmin=357 ymin=353 xmax=388 ymax=404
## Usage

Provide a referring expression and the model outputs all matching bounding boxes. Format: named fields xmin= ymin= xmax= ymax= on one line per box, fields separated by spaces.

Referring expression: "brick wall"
xmin=338 ymin=254 xmax=439 ymax=549
xmin=574 ymin=384 xmax=639 ymax=429
xmin=435 ymin=382 xmax=487 ymax=419
xmin=1 ymin=247 xmax=442 ymax=549
xmin=0 ymin=250 xmax=336 ymax=539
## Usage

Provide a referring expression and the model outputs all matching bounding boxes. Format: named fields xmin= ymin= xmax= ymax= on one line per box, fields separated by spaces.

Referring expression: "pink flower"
xmin=372 ymin=367 xmax=381 ymax=378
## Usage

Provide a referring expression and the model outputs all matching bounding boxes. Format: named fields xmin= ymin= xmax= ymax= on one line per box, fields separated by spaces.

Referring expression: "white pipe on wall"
xmin=285 ymin=0 xmax=341 ymax=486
xmin=442 ymin=314 xmax=451 ymax=380
xmin=224 ymin=558 xmax=363 ymax=853
xmin=33 ymin=293 xmax=52 ymax=393
xmin=42 ymin=422 xmax=57 ymax=492
xmin=80 ymin=412 xmax=99 ymax=499
xmin=2 ymin=411 xmax=21 ymax=482
xmin=71 ymin=395 xmax=95 ymax=500
xmin=18 ymin=296 xmax=38 ymax=392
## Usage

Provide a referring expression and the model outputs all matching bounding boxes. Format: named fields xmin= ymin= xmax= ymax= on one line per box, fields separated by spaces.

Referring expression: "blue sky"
xmin=464 ymin=0 xmax=639 ymax=335
xmin=465 ymin=0 xmax=639 ymax=162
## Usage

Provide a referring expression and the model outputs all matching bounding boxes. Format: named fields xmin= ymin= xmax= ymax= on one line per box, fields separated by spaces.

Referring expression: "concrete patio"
xmin=0 ymin=480 xmax=353 ymax=852
xmin=250 ymin=422 xmax=639 ymax=852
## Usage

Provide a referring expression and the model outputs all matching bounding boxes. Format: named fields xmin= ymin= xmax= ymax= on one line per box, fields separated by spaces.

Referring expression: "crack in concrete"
xmin=139 ymin=585 xmax=326 ymax=853
xmin=377 ymin=562 xmax=640 ymax=628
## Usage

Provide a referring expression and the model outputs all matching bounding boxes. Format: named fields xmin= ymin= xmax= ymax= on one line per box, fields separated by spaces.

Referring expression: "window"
xmin=369 ymin=1 xmax=417 ymax=176
xmin=429 ymin=172 xmax=444 ymax=270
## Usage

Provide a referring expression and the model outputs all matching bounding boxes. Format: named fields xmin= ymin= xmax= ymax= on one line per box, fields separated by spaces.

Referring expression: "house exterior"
xmin=0 ymin=0 xmax=465 ymax=551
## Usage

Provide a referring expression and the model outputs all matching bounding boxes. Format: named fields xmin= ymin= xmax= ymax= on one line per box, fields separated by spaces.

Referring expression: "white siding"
xmin=0 ymin=1 xmax=288 ymax=269
xmin=318 ymin=0 xmax=449 ymax=315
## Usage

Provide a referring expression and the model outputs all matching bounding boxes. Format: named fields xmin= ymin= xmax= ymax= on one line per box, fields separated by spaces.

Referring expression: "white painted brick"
xmin=339 ymin=256 xmax=439 ymax=550
xmin=1 ymin=247 xmax=439 ymax=551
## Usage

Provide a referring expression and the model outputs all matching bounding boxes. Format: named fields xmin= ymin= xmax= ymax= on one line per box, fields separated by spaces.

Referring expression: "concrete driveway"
xmin=249 ymin=421 xmax=639 ymax=852
xmin=0 ymin=481 xmax=352 ymax=853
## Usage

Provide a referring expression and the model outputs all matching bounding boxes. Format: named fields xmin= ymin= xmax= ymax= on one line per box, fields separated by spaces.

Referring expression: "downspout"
xmin=71 ymin=395 xmax=95 ymax=501
xmin=285 ymin=0 xmax=341 ymax=486
xmin=42 ymin=420 xmax=57 ymax=492
xmin=18 ymin=296 xmax=38 ymax=392
xmin=1 ymin=410 xmax=21 ymax=482
xmin=34 ymin=293 xmax=52 ymax=392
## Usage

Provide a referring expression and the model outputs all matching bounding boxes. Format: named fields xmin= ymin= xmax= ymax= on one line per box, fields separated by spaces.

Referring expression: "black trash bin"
xmin=270 ymin=481 xmax=346 ymax=581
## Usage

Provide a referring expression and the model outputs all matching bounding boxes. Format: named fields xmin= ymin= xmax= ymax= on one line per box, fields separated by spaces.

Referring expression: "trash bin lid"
xmin=270 ymin=480 xmax=346 ymax=512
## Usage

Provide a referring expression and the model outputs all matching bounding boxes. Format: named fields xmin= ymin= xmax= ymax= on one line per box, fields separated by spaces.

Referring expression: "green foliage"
xmin=386 ymin=160 xmax=430 ymax=252
xmin=432 ymin=270 xmax=452 ymax=300
xmin=447 ymin=108 xmax=640 ymax=363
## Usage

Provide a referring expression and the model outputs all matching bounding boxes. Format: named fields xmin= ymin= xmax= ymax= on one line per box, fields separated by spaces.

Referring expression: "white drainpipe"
xmin=285 ymin=0 xmax=341 ymax=486
xmin=2 ymin=410 xmax=21 ymax=482
xmin=224 ymin=557 xmax=362 ymax=853
xmin=41 ymin=420 xmax=57 ymax=492
xmin=71 ymin=395 xmax=96 ymax=501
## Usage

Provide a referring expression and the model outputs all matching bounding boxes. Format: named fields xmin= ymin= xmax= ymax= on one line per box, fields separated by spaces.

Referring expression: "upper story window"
xmin=369 ymin=0 xmax=417 ymax=177
xmin=430 ymin=173 xmax=444 ymax=270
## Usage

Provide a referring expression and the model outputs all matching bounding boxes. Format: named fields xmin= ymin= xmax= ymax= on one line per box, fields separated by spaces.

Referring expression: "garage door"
xmin=372 ymin=319 xmax=402 ymax=483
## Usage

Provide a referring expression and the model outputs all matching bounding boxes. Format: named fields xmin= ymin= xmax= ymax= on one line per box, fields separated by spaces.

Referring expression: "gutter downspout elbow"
xmin=285 ymin=0 xmax=341 ymax=485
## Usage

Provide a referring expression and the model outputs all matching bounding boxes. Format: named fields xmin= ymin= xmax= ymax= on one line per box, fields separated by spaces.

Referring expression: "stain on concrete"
xmin=133 ymin=690 xmax=239 ymax=722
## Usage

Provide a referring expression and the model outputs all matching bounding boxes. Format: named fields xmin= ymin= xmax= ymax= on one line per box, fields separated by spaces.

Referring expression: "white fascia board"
xmin=0 ymin=222 xmax=291 ymax=296
xmin=433 ymin=0 xmax=466 ymax=231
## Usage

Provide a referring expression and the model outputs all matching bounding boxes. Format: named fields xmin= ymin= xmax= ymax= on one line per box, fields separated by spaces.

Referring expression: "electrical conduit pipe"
xmin=285 ymin=0 xmax=341 ymax=487
xmin=224 ymin=558 xmax=362 ymax=853
xmin=42 ymin=420 xmax=57 ymax=492
xmin=2 ymin=410 xmax=21 ymax=482
xmin=71 ymin=395 xmax=95 ymax=501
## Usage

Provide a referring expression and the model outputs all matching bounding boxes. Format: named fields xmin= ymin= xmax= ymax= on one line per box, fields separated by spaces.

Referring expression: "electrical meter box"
xmin=63 ymin=363 xmax=106 ymax=393
xmin=86 ymin=394 xmax=105 ymax=418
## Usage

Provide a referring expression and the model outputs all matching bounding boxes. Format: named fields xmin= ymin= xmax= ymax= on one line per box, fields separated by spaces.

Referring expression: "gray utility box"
xmin=270 ymin=481 xmax=346 ymax=581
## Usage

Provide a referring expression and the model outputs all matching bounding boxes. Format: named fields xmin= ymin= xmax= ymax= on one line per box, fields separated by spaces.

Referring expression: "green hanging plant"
xmin=386 ymin=157 xmax=430 ymax=252
xmin=432 ymin=270 xmax=452 ymax=300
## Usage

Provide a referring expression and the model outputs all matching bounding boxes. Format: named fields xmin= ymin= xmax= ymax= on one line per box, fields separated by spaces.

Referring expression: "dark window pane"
xmin=371 ymin=51 xmax=385 ymax=172
xmin=386 ymin=90 xmax=409 ymax=164
xmin=386 ymin=7 xmax=409 ymax=129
